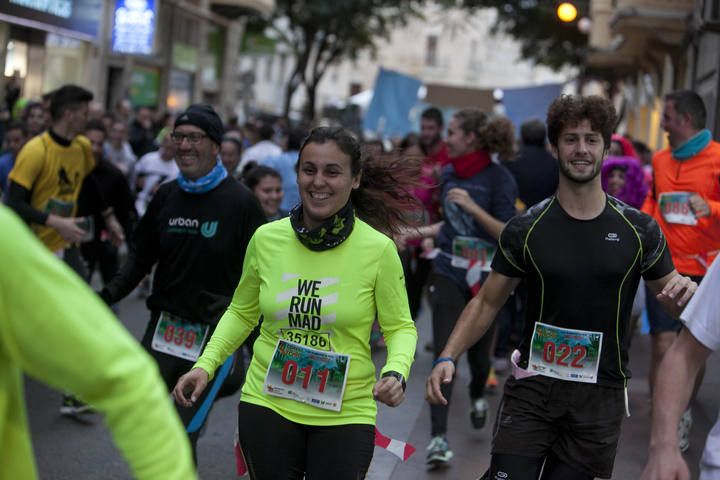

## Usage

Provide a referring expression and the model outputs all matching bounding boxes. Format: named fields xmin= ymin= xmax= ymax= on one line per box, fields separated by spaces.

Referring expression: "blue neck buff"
xmin=672 ymin=129 xmax=712 ymax=160
xmin=177 ymin=157 xmax=228 ymax=194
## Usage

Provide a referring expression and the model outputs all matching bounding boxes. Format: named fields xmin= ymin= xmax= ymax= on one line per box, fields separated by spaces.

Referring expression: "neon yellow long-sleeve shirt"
xmin=195 ymin=218 xmax=417 ymax=425
xmin=0 ymin=206 xmax=196 ymax=479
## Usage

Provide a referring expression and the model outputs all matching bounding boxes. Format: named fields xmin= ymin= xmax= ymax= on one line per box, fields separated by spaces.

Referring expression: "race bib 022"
xmin=528 ymin=322 xmax=603 ymax=384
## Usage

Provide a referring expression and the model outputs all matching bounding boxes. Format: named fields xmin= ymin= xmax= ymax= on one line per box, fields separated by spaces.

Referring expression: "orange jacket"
xmin=642 ymin=141 xmax=720 ymax=276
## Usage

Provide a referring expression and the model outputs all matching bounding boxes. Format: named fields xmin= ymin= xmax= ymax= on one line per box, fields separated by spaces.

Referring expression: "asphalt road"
xmin=26 ymin=291 xmax=719 ymax=479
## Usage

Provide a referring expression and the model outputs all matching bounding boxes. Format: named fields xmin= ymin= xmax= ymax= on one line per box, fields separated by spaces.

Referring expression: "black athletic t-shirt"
xmin=492 ymin=195 xmax=675 ymax=386
xmin=103 ymin=177 xmax=266 ymax=325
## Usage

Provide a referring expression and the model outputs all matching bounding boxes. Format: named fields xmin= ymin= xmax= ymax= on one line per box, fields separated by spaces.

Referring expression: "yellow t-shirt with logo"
xmin=8 ymin=132 xmax=95 ymax=252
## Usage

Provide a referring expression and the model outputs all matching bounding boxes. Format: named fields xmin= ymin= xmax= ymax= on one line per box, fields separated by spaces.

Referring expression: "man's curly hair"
xmin=546 ymin=95 xmax=617 ymax=149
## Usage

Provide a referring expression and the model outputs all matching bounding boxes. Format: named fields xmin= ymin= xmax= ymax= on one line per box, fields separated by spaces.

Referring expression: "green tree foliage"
xmin=458 ymin=0 xmax=589 ymax=70
xmin=252 ymin=0 xmax=422 ymax=120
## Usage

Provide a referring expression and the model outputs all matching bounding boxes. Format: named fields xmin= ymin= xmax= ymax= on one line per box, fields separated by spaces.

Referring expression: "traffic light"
xmin=557 ymin=2 xmax=578 ymax=23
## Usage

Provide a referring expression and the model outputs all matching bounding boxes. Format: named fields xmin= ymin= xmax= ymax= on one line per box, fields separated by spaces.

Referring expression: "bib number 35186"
xmin=528 ymin=322 xmax=603 ymax=384
xmin=264 ymin=339 xmax=350 ymax=412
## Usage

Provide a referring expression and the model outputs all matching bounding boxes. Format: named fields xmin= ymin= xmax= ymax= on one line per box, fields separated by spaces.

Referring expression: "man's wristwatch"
xmin=382 ymin=371 xmax=406 ymax=392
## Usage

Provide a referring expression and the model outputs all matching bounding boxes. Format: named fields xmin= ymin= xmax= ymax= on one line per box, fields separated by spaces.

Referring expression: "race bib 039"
xmin=151 ymin=312 xmax=209 ymax=362
xmin=528 ymin=322 xmax=603 ymax=384
xmin=264 ymin=339 xmax=350 ymax=412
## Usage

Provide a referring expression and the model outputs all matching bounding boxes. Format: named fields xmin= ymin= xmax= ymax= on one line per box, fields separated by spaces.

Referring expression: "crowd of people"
xmin=0 ymin=83 xmax=718 ymax=480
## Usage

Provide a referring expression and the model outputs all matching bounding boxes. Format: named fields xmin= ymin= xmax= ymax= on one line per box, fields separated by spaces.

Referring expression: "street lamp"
xmin=557 ymin=2 xmax=578 ymax=23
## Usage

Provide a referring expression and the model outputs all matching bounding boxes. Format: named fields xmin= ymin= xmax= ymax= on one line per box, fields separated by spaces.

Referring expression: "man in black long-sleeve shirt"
xmin=100 ymin=104 xmax=266 ymax=462
xmin=77 ymin=120 xmax=136 ymax=287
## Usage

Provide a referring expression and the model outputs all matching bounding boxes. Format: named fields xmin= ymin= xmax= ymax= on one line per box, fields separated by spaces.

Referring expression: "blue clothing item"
xmin=261 ymin=151 xmax=300 ymax=211
xmin=176 ymin=158 xmax=227 ymax=194
xmin=434 ymin=163 xmax=518 ymax=291
xmin=672 ymin=129 xmax=712 ymax=160
xmin=0 ymin=152 xmax=15 ymax=193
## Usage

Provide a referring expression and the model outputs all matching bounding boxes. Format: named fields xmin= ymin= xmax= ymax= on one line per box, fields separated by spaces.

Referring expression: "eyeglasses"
xmin=170 ymin=132 xmax=207 ymax=145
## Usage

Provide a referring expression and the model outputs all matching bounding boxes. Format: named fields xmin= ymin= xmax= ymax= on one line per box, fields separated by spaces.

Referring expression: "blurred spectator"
xmin=601 ymin=156 xmax=648 ymax=208
xmin=503 ymin=119 xmax=558 ymax=210
xmin=78 ymin=121 xmax=136 ymax=287
xmin=101 ymin=112 xmax=115 ymax=133
xmin=114 ymin=98 xmax=132 ymax=125
xmin=0 ymin=122 xmax=28 ymax=194
xmin=129 ymin=106 xmax=157 ymax=158
xmin=224 ymin=113 xmax=240 ymax=132
xmin=632 ymin=139 xmax=653 ymax=167
xmin=632 ymin=139 xmax=654 ymax=188
xmin=134 ymin=129 xmax=178 ymax=217
xmin=105 ymin=119 xmax=137 ymax=181
xmin=397 ymin=132 xmax=439 ymax=320
xmin=242 ymin=165 xmax=286 ymax=220
xmin=609 ymin=133 xmax=638 ymax=158
xmin=220 ymin=136 xmax=242 ymax=177
xmin=88 ymin=101 xmax=105 ymax=121
xmin=420 ymin=106 xmax=449 ymax=166
xmin=22 ymin=102 xmax=47 ymax=138
xmin=260 ymin=127 xmax=305 ymax=211
xmin=240 ymin=121 xmax=281 ymax=171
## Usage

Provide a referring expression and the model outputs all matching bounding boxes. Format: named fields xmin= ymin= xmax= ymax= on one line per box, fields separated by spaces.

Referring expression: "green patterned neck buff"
xmin=290 ymin=200 xmax=355 ymax=251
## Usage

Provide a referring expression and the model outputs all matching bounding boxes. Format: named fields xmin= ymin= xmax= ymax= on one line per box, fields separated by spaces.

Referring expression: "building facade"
xmin=1 ymin=0 xmax=273 ymax=119
xmin=238 ymin=3 xmax=575 ymax=118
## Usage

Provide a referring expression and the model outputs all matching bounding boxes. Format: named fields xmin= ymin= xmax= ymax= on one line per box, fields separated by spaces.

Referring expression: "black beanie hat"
xmin=174 ymin=104 xmax=223 ymax=146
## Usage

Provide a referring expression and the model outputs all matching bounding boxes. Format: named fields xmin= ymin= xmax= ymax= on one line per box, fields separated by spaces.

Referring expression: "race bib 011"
xmin=264 ymin=339 xmax=350 ymax=412
xmin=151 ymin=312 xmax=209 ymax=362
xmin=659 ymin=192 xmax=697 ymax=225
xmin=528 ymin=322 xmax=603 ymax=384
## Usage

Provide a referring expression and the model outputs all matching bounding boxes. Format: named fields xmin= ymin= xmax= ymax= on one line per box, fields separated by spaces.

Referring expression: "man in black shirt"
xmin=504 ymin=119 xmax=559 ymax=210
xmin=100 ymin=104 xmax=266 ymax=461
xmin=426 ymin=95 xmax=697 ymax=480
xmin=78 ymin=120 xmax=136 ymax=288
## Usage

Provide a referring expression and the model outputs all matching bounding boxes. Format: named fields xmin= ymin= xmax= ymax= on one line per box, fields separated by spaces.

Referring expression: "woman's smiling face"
xmin=296 ymin=141 xmax=360 ymax=230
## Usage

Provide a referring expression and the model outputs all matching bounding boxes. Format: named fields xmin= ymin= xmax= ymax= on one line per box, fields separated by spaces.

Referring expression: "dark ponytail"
xmin=453 ymin=108 xmax=515 ymax=161
xmin=298 ymin=127 xmax=419 ymax=235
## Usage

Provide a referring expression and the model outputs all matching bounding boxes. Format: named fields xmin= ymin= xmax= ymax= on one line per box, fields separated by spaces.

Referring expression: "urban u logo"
xmin=201 ymin=221 xmax=218 ymax=238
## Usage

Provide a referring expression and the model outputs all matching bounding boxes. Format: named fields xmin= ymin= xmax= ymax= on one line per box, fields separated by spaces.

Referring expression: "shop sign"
xmin=111 ymin=0 xmax=156 ymax=55
xmin=129 ymin=65 xmax=160 ymax=107
xmin=0 ymin=0 xmax=102 ymax=41
xmin=172 ymin=42 xmax=197 ymax=71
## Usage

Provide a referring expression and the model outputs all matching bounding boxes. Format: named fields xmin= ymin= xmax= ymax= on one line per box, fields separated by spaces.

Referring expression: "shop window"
xmin=4 ymin=40 xmax=27 ymax=77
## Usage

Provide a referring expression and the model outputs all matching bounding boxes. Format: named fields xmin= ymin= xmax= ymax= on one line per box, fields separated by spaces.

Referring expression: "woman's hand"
xmin=172 ymin=368 xmax=209 ymax=407
xmin=373 ymin=376 xmax=405 ymax=407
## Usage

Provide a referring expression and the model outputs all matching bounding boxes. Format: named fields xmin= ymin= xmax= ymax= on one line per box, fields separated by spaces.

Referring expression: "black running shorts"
xmin=491 ymin=375 xmax=625 ymax=479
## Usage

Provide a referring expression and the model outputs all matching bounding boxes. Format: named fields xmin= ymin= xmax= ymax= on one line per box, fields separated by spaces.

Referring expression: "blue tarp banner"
xmin=363 ymin=68 xmax=421 ymax=138
xmin=502 ymin=83 xmax=564 ymax=133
